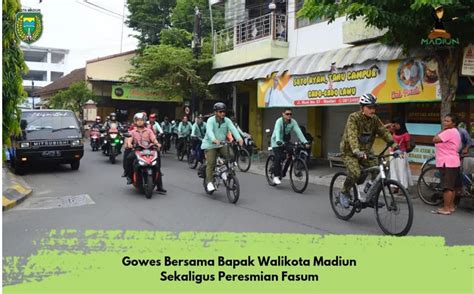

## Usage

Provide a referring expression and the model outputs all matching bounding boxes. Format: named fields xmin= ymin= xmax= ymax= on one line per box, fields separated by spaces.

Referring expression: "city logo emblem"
xmin=15 ymin=9 xmax=43 ymax=44
xmin=421 ymin=5 xmax=459 ymax=47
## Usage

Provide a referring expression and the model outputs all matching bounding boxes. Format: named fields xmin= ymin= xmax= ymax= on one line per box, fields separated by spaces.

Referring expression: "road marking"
xmin=14 ymin=194 xmax=95 ymax=211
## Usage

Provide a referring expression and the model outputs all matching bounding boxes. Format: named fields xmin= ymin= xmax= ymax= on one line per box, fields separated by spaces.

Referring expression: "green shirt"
xmin=178 ymin=122 xmax=192 ymax=138
xmin=161 ymin=121 xmax=172 ymax=133
xmin=340 ymin=111 xmax=393 ymax=155
xmin=270 ymin=117 xmax=308 ymax=148
xmin=201 ymin=116 xmax=242 ymax=150
xmin=191 ymin=122 xmax=207 ymax=140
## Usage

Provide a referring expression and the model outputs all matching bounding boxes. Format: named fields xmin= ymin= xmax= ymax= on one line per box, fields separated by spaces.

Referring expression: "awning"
xmin=209 ymin=43 xmax=413 ymax=85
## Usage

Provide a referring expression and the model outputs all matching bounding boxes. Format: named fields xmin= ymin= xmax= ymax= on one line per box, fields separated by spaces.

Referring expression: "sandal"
xmin=431 ymin=209 xmax=451 ymax=215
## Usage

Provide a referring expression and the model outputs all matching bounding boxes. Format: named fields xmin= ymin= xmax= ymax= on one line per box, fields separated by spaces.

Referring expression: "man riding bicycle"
xmin=161 ymin=116 xmax=172 ymax=151
xmin=177 ymin=116 xmax=192 ymax=155
xmin=339 ymin=93 xmax=397 ymax=208
xmin=123 ymin=113 xmax=166 ymax=194
xmin=191 ymin=114 xmax=206 ymax=165
xmin=202 ymin=102 xmax=243 ymax=192
xmin=270 ymin=108 xmax=309 ymax=185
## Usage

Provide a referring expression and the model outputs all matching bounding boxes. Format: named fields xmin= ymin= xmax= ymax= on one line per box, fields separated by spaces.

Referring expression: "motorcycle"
xmin=104 ymin=127 xmax=123 ymax=164
xmin=90 ymin=127 xmax=101 ymax=151
xmin=131 ymin=142 xmax=161 ymax=199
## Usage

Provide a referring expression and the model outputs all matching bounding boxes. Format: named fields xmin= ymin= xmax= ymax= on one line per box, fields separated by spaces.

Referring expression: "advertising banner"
xmin=258 ymin=57 xmax=441 ymax=108
xmin=112 ymin=85 xmax=183 ymax=102
xmin=461 ymin=44 xmax=474 ymax=76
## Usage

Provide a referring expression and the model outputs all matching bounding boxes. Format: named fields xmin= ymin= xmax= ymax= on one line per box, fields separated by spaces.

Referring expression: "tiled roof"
xmin=35 ymin=67 xmax=85 ymax=96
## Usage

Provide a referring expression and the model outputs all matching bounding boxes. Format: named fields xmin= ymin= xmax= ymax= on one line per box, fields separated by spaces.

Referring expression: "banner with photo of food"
xmin=257 ymin=57 xmax=441 ymax=108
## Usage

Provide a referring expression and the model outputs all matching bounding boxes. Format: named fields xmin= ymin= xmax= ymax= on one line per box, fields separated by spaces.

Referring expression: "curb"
xmin=2 ymin=168 xmax=32 ymax=211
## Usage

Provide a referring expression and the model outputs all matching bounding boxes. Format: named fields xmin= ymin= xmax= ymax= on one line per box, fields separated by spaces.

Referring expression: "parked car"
xmin=9 ymin=109 xmax=84 ymax=174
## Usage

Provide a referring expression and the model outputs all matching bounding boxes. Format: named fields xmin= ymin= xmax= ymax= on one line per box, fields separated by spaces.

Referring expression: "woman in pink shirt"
xmin=432 ymin=114 xmax=462 ymax=215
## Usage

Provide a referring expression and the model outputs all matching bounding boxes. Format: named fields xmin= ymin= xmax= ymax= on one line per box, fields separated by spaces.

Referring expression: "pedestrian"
xmin=389 ymin=118 xmax=413 ymax=191
xmin=431 ymin=113 xmax=461 ymax=215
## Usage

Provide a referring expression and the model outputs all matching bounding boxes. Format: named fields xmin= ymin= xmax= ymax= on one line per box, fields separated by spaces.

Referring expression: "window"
xmin=295 ymin=0 xmax=326 ymax=29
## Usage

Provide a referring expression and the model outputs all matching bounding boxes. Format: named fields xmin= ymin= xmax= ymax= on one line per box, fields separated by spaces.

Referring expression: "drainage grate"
xmin=15 ymin=194 xmax=95 ymax=210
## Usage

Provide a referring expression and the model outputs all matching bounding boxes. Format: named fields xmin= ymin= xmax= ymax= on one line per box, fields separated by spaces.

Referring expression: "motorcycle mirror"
xmin=123 ymin=133 xmax=131 ymax=138
xmin=265 ymin=129 xmax=271 ymax=133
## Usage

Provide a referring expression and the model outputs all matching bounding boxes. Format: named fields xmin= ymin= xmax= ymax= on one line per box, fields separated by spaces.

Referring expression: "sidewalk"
xmin=2 ymin=167 xmax=32 ymax=211
xmin=247 ymin=152 xmax=421 ymax=190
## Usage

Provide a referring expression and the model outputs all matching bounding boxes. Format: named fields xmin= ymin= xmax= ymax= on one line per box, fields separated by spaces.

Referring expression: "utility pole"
xmin=31 ymin=80 xmax=35 ymax=109
xmin=191 ymin=6 xmax=202 ymax=120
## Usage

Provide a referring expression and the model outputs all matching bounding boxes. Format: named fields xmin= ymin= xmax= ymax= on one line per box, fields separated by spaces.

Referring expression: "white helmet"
xmin=133 ymin=112 xmax=146 ymax=122
xmin=359 ymin=93 xmax=377 ymax=106
xmin=171 ymin=120 xmax=175 ymax=124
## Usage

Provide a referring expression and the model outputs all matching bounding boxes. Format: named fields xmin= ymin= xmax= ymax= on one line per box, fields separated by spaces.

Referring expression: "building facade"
xmin=21 ymin=45 xmax=69 ymax=108
xmin=209 ymin=0 xmax=474 ymax=162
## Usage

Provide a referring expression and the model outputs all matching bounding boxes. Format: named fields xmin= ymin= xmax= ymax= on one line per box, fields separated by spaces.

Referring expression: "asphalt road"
xmin=3 ymin=145 xmax=474 ymax=258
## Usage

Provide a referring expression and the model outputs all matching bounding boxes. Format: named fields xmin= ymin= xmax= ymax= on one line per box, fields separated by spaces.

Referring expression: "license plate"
xmin=42 ymin=151 xmax=61 ymax=157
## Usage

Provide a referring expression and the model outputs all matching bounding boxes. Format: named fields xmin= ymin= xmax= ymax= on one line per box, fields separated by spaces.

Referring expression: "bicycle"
xmin=177 ymin=136 xmax=191 ymax=161
xmin=200 ymin=142 xmax=240 ymax=203
xmin=265 ymin=141 xmax=309 ymax=193
xmin=417 ymin=155 xmax=474 ymax=206
xmin=329 ymin=144 xmax=414 ymax=236
xmin=188 ymin=139 xmax=204 ymax=169
xmin=232 ymin=141 xmax=251 ymax=172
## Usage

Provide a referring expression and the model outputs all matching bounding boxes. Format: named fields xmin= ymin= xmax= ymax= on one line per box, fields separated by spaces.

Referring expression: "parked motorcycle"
xmin=90 ymin=127 xmax=101 ymax=151
xmin=104 ymin=127 xmax=123 ymax=164
xmin=130 ymin=142 xmax=161 ymax=199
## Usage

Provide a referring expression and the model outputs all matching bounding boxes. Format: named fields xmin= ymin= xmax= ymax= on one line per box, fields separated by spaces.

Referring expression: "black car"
xmin=9 ymin=109 xmax=84 ymax=175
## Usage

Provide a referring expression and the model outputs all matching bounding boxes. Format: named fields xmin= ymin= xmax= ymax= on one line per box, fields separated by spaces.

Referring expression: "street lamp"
xmin=268 ymin=0 xmax=276 ymax=11
xmin=31 ymin=80 xmax=35 ymax=109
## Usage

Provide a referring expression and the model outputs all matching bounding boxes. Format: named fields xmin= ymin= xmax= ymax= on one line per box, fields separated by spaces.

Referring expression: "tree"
xmin=126 ymin=44 xmax=208 ymax=101
xmin=126 ymin=0 xmax=176 ymax=47
xmin=2 ymin=0 xmax=28 ymax=154
xmin=160 ymin=27 xmax=192 ymax=48
xmin=300 ymin=0 xmax=474 ymax=118
xmin=48 ymin=82 xmax=95 ymax=119
xmin=171 ymin=0 xmax=225 ymax=38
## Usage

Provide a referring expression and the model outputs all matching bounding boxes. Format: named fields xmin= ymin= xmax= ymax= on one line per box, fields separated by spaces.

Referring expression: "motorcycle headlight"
xmin=151 ymin=161 xmax=157 ymax=166
xmin=110 ymin=134 xmax=117 ymax=139
xmin=104 ymin=140 xmax=107 ymax=143
xmin=138 ymin=160 xmax=146 ymax=166
xmin=71 ymin=139 xmax=82 ymax=146
xmin=120 ymin=140 xmax=123 ymax=144
xmin=100 ymin=134 xmax=105 ymax=137
xmin=20 ymin=142 xmax=30 ymax=148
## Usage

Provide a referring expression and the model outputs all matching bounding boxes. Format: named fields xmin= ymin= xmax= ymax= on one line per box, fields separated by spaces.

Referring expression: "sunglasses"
xmin=284 ymin=113 xmax=293 ymax=116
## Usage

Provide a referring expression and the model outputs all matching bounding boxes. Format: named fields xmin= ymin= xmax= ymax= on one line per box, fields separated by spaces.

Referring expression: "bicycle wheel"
xmin=289 ymin=158 xmax=309 ymax=193
xmin=178 ymin=148 xmax=185 ymax=161
xmin=421 ymin=156 xmax=436 ymax=174
xmin=188 ymin=150 xmax=198 ymax=169
xmin=226 ymin=174 xmax=240 ymax=204
xmin=374 ymin=179 xmax=413 ymax=236
xmin=265 ymin=155 xmax=277 ymax=186
xmin=417 ymin=166 xmax=443 ymax=206
xmin=329 ymin=172 xmax=357 ymax=220
xmin=237 ymin=148 xmax=251 ymax=172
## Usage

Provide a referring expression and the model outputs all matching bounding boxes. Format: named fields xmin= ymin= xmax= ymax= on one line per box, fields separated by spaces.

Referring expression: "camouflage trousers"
xmin=342 ymin=155 xmax=378 ymax=194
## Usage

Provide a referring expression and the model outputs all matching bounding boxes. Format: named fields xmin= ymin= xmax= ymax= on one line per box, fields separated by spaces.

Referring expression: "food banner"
xmin=257 ymin=57 xmax=441 ymax=108
xmin=112 ymin=85 xmax=183 ymax=102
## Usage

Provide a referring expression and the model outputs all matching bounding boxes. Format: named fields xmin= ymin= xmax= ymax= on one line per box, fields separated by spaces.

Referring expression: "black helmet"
xmin=213 ymin=102 xmax=226 ymax=111
xmin=359 ymin=93 xmax=377 ymax=106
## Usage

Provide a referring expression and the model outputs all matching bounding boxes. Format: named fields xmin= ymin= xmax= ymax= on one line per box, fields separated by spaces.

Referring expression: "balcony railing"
xmin=214 ymin=13 xmax=287 ymax=54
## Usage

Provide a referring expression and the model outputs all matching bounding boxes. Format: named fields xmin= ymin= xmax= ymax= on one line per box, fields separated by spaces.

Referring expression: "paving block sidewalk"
xmin=3 ymin=168 xmax=32 ymax=211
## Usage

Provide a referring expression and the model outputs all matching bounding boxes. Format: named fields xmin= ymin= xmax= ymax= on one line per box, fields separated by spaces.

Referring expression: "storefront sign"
xmin=258 ymin=57 xmax=441 ymax=108
xmin=461 ymin=44 xmax=474 ymax=76
xmin=112 ymin=85 xmax=182 ymax=102
xmin=407 ymin=145 xmax=435 ymax=164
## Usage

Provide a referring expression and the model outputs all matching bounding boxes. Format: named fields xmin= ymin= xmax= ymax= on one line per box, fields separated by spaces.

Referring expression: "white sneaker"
xmin=273 ymin=177 xmax=281 ymax=185
xmin=207 ymin=182 xmax=216 ymax=192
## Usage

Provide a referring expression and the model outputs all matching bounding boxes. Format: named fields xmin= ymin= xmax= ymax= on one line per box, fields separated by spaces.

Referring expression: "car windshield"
xmin=22 ymin=111 xmax=79 ymax=132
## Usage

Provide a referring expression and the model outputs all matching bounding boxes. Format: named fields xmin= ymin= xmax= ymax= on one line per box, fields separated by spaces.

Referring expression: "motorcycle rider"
xmin=177 ymin=116 xmax=192 ymax=155
xmin=339 ymin=93 xmax=397 ymax=208
xmin=103 ymin=112 xmax=122 ymax=130
xmin=91 ymin=116 xmax=102 ymax=129
xmin=123 ymin=113 xmax=166 ymax=194
xmin=270 ymin=108 xmax=310 ymax=185
xmin=161 ymin=116 xmax=172 ymax=151
xmin=202 ymin=102 xmax=243 ymax=192
xmin=148 ymin=113 xmax=164 ymax=135
xmin=191 ymin=114 xmax=207 ymax=165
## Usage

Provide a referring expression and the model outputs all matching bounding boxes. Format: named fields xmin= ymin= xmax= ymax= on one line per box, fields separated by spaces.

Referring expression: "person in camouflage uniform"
xmin=339 ymin=93 xmax=398 ymax=208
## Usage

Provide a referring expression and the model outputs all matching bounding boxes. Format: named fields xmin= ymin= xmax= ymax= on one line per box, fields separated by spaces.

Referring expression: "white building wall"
xmin=286 ymin=1 xmax=350 ymax=58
